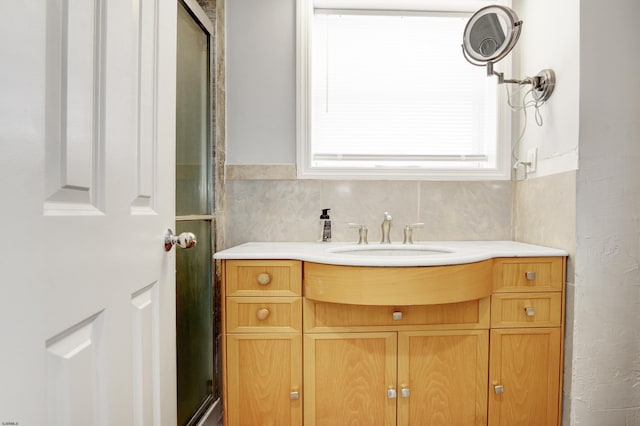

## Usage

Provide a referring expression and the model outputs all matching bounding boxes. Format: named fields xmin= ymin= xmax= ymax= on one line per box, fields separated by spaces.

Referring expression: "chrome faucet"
xmin=381 ymin=212 xmax=392 ymax=244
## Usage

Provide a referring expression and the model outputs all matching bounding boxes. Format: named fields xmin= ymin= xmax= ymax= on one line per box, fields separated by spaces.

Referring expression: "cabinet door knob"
xmin=524 ymin=306 xmax=536 ymax=317
xmin=401 ymin=387 xmax=411 ymax=398
xmin=494 ymin=385 xmax=505 ymax=395
xmin=290 ymin=390 xmax=300 ymax=400
xmin=256 ymin=308 xmax=270 ymax=321
xmin=257 ymin=273 xmax=271 ymax=285
xmin=392 ymin=311 xmax=403 ymax=321
xmin=525 ymin=271 xmax=537 ymax=281
xmin=387 ymin=388 xmax=397 ymax=399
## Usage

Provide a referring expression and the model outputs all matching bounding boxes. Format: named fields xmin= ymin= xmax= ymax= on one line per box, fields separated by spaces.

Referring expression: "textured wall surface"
xmin=570 ymin=0 xmax=640 ymax=423
xmin=224 ymin=177 xmax=512 ymax=249
xmin=513 ymin=171 xmax=576 ymax=274
xmin=513 ymin=171 xmax=576 ymax=424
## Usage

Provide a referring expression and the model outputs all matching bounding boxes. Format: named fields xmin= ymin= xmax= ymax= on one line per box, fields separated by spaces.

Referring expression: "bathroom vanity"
xmin=215 ymin=242 xmax=567 ymax=426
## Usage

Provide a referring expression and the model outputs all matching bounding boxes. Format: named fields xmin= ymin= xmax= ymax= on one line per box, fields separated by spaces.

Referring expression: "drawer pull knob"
xmin=525 ymin=271 xmax=537 ymax=281
xmin=290 ymin=390 xmax=300 ymax=400
xmin=256 ymin=308 xmax=270 ymax=321
xmin=387 ymin=388 xmax=397 ymax=399
xmin=257 ymin=273 xmax=271 ymax=285
xmin=401 ymin=387 xmax=411 ymax=398
xmin=392 ymin=311 xmax=403 ymax=321
xmin=524 ymin=306 xmax=536 ymax=317
xmin=494 ymin=385 xmax=505 ymax=395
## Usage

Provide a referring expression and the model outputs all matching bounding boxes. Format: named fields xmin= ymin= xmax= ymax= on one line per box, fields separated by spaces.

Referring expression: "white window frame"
xmin=296 ymin=0 xmax=512 ymax=180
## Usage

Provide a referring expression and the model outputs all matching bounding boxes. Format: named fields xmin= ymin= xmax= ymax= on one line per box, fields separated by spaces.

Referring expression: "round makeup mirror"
xmin=461 ymin=5 xmax=555 ymax=102
xmin=462 ymin=5 xmax=521 ymax=64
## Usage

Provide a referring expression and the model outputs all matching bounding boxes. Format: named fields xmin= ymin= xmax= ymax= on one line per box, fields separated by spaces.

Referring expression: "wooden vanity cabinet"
xmin=223 ymin=260 xmax=303 ymax=426
xmin=488 ymin=258 xmax=565 ymax=426
xmin=303 ymin=299 xmax=490 ymax=426
xmin=221 ymin=256 xmax=566 ymax=426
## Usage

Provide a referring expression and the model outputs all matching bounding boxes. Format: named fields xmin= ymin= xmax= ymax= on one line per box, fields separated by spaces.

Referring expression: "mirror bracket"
xmin=486 ymin=62 xmax=555 ymax=102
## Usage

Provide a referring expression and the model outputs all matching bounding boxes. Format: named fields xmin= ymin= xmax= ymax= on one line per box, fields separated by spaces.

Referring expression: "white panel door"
xmin=0 ymin=1 xmax=178 ymax=425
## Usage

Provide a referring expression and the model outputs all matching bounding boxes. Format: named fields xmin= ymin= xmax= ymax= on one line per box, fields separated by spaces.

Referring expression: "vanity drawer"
xmin=493 ymin=257 xmax=564 ymax=293
xmin=491 ymin=293 xmax=562 ymax=328
xmin=304 ymin=297 xmax=490 ymax=332
xmin=225 ymin=260 xmax=302 ymax=296
xmin=226 ymin=297 xmax=302 ymax=333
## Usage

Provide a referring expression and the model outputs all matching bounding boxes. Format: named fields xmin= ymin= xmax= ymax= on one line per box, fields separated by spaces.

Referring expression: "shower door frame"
xmin=176 ymin=0 xmax=221 ymax=424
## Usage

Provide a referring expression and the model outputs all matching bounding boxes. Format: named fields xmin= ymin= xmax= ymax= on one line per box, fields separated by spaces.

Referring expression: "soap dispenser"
xmin=319 ymin=208 xmax=332 ymax=242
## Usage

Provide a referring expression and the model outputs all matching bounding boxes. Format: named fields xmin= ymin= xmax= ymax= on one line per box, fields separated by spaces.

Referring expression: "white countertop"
xmin=213 ymin=241 xmax=567 ymax=267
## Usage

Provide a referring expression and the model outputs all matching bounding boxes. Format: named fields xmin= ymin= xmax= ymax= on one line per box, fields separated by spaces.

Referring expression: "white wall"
xmin=511 ymin=0 xmax=579 ymax=178
xmin=571 ymin=0 xmax=640 ymax=423
xmin=227 ymin=0 xmax=581 ymax=173
xmin=226 ymin=0 xmax=296 ymax=163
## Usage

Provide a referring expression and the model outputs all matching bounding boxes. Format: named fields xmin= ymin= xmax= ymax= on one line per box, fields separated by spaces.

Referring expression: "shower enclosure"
xmin=176 ymin=1 xmax=220 ymax=424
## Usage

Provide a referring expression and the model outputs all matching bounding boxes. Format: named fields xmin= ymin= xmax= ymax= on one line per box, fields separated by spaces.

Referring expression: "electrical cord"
xmin=506 ymin=83 xmax=546 ymax=165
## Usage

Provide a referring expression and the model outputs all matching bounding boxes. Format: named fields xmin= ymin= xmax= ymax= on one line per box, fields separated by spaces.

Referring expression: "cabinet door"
xmin=398 ymin=330 xmax=489 ymax=425
xmin=488 ymin=328 xmax=561 ymax=426
xmin=304 ymin=332 xmax=397 ymax=426
xmin=226 ymin=334 xmax=302 ymax=426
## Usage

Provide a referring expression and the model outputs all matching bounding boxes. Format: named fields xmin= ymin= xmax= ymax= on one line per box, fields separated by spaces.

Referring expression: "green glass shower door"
xmin=176 ymin=220 xmax=213 ymax=425
xmin=176 ymin=1 xmax=217 ymax=425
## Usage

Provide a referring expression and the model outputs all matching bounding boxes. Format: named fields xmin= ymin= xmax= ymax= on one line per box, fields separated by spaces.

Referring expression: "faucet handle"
xmin=348 ymin=223 xmax=368 ymax=245
xmin=403 ymin=223 xmax=424 ymax=244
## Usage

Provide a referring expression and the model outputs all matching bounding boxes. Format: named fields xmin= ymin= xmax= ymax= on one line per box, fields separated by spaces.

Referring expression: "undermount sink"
xmin=327 ymin=244 xmax=454 ymax=257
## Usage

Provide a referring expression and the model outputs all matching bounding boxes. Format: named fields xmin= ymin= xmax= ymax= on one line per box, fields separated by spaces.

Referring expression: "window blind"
xmin=311 ymin=11 xmax=498 ymax=169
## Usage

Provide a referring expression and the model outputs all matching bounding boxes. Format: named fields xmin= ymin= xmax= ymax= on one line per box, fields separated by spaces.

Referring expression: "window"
xmin=297 ymin=0 xmax=511 ymax=180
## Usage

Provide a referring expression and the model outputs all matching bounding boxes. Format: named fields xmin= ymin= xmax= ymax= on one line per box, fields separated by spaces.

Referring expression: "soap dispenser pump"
xmin=319 ymin=208 xmax=332 ymax=242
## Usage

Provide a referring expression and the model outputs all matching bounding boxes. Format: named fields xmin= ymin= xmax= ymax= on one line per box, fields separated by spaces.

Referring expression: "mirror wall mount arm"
xmin=461 ymin=48 xmax=556 ymax=103
xmin=485 ymin=62 xmax=555 ymax=102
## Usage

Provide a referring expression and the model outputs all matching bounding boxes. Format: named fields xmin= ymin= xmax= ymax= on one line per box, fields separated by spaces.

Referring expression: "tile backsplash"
xmin=224 ymin=175 xmax=512 ymax=249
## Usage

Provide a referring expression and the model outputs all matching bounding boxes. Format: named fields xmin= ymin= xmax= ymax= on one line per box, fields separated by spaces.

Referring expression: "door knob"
xmin=164 ymin=229 xmax=197 ymax=251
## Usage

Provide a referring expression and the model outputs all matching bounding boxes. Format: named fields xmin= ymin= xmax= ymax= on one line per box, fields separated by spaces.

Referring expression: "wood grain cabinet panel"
xmin=304 ymin=260 xmax=493 ymax=305
xmin=304 ymin=297 xmax=490 ymax=331
xmin=227 ymin=297 xmax=302 ymax=333
xmin=397 ymin=330 xmax=488 ymax=426
xmin=491 ymin=293 xmax=562 ymax=328
xmin=226 ymin=334 xmax=302 ymax=426
xmin=493 ymin=258 xmax=563 ymax=293
xmin=488 ymin=328 xmax=562 ymax=426
xmin=304 ymin=333 xmax=397 ymax=426
xmin=226 ymin=260 xmax=302 ymax=296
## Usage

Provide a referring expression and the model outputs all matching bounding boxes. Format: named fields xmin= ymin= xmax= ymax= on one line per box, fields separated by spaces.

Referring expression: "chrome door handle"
xmin=164 ymin=229 xmax=197 ymax=251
